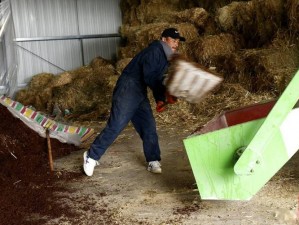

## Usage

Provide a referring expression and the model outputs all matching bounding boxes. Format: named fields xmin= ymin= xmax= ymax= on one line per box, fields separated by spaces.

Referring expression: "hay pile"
xmin=15 ymin=0 xmax=299 ymax=130
xmin=16 ymin=56 xmax=118 ymax=121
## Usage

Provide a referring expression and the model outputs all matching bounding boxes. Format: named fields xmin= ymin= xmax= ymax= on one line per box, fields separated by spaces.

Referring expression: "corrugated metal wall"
xmin=10 ymin=0 xmax=122 ymax=87
xmin=0 ymin=0 xmax=18 ymax=96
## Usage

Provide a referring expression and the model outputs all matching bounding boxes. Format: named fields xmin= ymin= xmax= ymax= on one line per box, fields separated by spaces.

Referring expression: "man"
xmin=83 ymin=28 xmax=186 ymax=176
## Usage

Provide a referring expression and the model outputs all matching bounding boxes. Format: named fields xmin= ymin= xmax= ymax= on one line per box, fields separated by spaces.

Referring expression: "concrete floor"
xmin=51 ymin=122 xmax=299 ymax=225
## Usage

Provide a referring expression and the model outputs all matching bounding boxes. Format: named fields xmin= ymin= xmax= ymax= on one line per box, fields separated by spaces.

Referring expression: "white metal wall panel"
xmin=83 ymin=37 xmax=120 ymax=64
xmin=10 ymin=0 xmax=82 ymax=87
xmin=0 ymin=40 xmax=6 ymax=89
xmin=0 ymin=0 xmax=17 ymax=96
xmin=11 ymin=0 xmax=79 ymax=37
xmin=77 ymin=0 xmax=121 ymax=34
xmin=17 ymin=40 xmax=82 ymax=85
xmin=77 ymin=0 xmax=122 ymax=63
xmin=10 ymin=0 xmax=122 ymax=88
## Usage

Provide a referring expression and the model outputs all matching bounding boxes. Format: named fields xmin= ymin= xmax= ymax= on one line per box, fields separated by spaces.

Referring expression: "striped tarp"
xmin=0 ymin=95 xmax=94 ymax=145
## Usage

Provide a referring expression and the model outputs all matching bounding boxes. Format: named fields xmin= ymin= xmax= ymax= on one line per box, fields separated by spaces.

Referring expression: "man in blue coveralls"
xmin=83 ymin=28 xmax=186 ymax=176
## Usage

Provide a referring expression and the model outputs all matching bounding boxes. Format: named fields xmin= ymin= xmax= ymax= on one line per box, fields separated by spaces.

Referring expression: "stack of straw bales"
xmin=15 ymin=0 xmax=299 ymax=129
xmin=16 ymin=57 xmax=118 ymax=120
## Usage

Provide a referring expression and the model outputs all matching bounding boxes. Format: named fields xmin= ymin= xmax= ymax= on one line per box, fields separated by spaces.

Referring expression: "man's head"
xmin=161 ymin=28 xmax=186 ymax=52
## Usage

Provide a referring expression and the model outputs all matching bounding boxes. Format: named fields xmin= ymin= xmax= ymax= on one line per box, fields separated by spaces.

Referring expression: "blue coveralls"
xmin=88 ymin=40 xmax=168 ymax=162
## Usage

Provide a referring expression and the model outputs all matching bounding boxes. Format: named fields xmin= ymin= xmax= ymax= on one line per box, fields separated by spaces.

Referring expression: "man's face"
xmin=162 ymin=37 xmax=180 ymax=52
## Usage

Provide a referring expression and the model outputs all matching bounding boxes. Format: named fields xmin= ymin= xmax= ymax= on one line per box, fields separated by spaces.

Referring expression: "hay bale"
xmin=286 ymin=0 xmax=299 ymax=33
xmin=15 ymin=89 xmax=38 ymax=107
xmin=216 ymin=0 xmax=284 ymax=47
xmin=241 ymin=40 xmax=299 ymax=92
xmin=175 ymin=7 xmax=209 ymax=28
xmin=202 ymin=33 xmax=239 ymax=60
xmin=15 ymin=73 xmax=55 ymax=111
xmin=28 ymin=73 xmax=54 ymax=89
xmin=121 ymin=23 xmax=199 ymax=53
xmin=120 ymin=0 xmax=140 ymax=25
xmin=118 ymin=46 xmax=138 ymax=59
xmin=90 ymin=56 xmax=114 ymax=71
xmin=50 ymin=72 xmax=74 ymax=88
xmin=192 ymin=33 xmax=240 ymax=68
xmin=135 ymin=0 xmax=179 ymax=24
xmin=116 ymin=58 xmax=132 ymax=75
xmin=50 ymin=65 xmax=116 ymax=117
xmin=120 ymin=0 xmax=180 ymax=25
xmin=68 ymin=66 xmax=94 ymax=80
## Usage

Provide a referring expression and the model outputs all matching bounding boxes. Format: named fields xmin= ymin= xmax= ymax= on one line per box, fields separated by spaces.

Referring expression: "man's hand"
xmin=166 ymin=92 xmax=177 ymax=104
xmin=156 ymin=101 xmax=167 ymax=113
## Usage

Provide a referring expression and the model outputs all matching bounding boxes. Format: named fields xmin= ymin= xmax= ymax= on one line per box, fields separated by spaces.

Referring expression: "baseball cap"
xmin=161 ymin=28 xmax=186 ymax=42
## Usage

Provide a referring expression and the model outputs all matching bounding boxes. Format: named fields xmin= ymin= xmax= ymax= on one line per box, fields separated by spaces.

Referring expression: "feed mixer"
xmin=182 ymin=70 xmax=299 ymax=200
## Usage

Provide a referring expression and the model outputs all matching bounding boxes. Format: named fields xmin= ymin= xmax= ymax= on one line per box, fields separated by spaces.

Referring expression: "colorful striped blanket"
xmin=0 ymin=95 xmax=94 ymax=146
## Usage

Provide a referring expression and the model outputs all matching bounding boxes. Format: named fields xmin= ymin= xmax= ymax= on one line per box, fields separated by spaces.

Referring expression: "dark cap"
xmin=161 ymin=28 xmax=186 ymax=42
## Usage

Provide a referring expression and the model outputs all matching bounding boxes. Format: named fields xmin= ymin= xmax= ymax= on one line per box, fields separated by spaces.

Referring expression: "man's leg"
xmin=88 ymin=95 xmax=139 ymax=161
xmin=131 ymin=98 xmax=161 ymax=162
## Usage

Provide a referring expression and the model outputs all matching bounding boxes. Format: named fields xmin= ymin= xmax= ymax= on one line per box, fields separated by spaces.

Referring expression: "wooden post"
xmin=46 ymin=129 xmax=54 ymax=171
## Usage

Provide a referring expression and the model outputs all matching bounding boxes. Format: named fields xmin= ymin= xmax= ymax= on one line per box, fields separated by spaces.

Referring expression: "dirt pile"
xmin=0 ymin=104 xmax=81 ymax=225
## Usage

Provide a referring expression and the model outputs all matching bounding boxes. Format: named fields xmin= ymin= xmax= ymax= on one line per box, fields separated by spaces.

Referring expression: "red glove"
xmin=166 ymin=92 xmax=177 ymax=104
xmin=156 ymin=101 xmax=167 ymax=113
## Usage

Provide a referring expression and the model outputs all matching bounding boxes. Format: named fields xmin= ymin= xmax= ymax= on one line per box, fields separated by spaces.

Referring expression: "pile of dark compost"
xmin=0 ymin=104 xmax=82 ymax=225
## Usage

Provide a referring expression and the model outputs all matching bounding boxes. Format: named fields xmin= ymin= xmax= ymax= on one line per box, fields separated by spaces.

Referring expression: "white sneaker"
xmin=83 ymin=151 xmax=99 ymax=176
xmin=147 ymin=161 xmax=162 ymax=174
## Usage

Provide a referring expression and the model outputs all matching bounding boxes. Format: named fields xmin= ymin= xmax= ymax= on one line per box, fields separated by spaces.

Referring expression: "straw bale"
xmin=15 ymin=73 xmax=55 ymax=111
xmin=118 ymin=46 xmax=138 ymax=59
xmin=192 ymin=33 xmax=240 ymax=69
xmin=50 ymin=72 xmax=74 ymax=88
xmin=121 ymin=23 xmax=199 ymax=54
xmin=286 ymin=0 xmax=299 ymax=33
xmin=28 ymin=73 xmax=54 ymax=89
xmin=216 ymin=0 xmax=284 ymax=47
xmin=200 ymin=0 xmax=246 ymax=12
xmin=90 ymin=56 xmax=114 ymax=71
xmin=15 ymin=89 xmax=38 ymax=107
xmin=136 ymin=1 xmax=179 ymax=24
xmin=49 ymin=66 xmax=116 ymax=117
xmin=241 ymin=42 xmax=299 ymax=93
xmin=216 ymin=2 xmax=244 ymax=31
xmin=68 ymin=66 xmax=94 ymax=80
xmin=121 ymin=0 xmax=182 ymax=25
xmin=15 ymin=86 xmax=53 ymax=112
xmin=120 ymin=0 xmax=140 ymax=25
xmin=175 ymin=8 xmax=209 ymax=28
xmin=34 ymin=87 xmax=53 ymax=111
xmin=116 ymin=58 xmax=132 ymax=75
xmin=202 ymin=33 xmax=239 ymax=60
